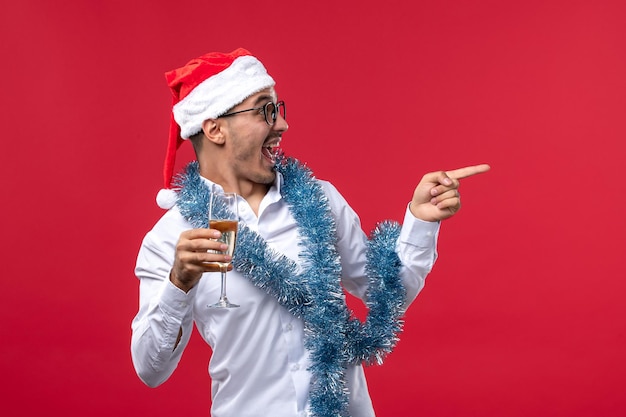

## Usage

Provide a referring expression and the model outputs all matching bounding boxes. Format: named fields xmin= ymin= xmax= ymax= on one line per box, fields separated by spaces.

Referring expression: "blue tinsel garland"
xmin=175 ymin=157 xmax=406 ymax=417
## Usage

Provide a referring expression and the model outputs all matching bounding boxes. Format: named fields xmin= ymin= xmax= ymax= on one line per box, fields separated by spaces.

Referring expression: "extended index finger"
xmin=446 ymin=164 xmax=491 ymax=180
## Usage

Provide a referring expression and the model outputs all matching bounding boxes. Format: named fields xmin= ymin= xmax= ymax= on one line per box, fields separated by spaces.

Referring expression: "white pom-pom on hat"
xmin=156 ymin=188 xmax=178 ymax=210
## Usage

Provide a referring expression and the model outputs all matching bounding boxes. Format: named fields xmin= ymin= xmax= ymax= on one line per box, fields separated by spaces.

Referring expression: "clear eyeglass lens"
xmin=277 ymin=102 xmax=286 ymax=120
xmin=263 ymin=101 xmax=286 ymax=125
xmin=264 ymin=102 xmax=276 ymax=125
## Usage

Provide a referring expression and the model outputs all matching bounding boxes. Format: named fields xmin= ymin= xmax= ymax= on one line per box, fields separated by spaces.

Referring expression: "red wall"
xmin=2 ymin=0 xmax=625 ymax=416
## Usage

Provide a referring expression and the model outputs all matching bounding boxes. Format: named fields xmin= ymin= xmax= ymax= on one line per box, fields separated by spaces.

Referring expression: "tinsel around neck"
xmin=174 ymin=156 xmax=407 ymax=417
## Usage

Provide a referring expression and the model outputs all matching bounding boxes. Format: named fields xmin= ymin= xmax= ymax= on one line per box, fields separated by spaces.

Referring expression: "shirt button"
xmin=285 ymin=323 xmax=293 ymax=332
xmin=291 ymin=363 xmax=300 ymax=371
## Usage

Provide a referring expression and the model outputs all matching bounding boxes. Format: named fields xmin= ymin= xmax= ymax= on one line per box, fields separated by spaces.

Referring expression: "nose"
xmin=272 ymin=112 xmax=288 ymax=132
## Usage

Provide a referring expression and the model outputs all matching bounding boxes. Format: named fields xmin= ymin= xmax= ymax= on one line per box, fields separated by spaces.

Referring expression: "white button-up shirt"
xmin=131 ymin=173 xmax=439 ymax=417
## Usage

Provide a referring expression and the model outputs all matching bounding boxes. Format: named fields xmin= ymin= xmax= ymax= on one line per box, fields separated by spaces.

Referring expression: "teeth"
xmin=262 ymin=146 xmax=277 ymax=161
xmin=263 ymin=139 xmax=281 ymax=161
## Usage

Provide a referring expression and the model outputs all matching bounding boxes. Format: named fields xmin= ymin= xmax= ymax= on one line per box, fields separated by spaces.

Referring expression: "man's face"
xmin=221 ymin=87 xmax=288 ymax=186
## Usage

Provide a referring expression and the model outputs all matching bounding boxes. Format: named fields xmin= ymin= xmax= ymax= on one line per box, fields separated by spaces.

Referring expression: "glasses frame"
xmin=218 ymin=101 xmax=286 ymax=126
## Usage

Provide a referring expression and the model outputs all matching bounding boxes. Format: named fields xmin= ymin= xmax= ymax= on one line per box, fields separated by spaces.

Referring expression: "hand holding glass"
xmin=207 ymin=188 xmax=239 ymax=308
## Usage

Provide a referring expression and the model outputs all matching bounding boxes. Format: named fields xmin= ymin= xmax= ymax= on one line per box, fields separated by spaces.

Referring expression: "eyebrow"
xmin=252 ymin=94 xmax=275 ymax=106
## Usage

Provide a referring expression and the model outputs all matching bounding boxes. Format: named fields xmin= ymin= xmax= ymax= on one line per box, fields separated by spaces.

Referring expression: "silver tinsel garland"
xmin=175 ymin=156 xmax=406 ymax=417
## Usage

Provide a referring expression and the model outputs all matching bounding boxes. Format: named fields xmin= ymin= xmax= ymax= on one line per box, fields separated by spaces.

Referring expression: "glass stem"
xmin=219 ymin=266 xmax=228 ymax=302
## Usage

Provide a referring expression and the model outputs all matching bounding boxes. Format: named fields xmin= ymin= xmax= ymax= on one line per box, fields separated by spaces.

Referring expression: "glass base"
xmin=208 ymin=298 xmax=240 ymax=308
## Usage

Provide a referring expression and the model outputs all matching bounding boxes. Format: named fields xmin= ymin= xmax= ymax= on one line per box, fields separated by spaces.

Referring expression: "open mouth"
xmin=262 ymin=140 xmax=281 ymax=164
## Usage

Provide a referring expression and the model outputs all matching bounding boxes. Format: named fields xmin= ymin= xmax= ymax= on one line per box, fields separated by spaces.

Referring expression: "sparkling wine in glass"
xmin=207 ymin=187 xmax=239 ymax=308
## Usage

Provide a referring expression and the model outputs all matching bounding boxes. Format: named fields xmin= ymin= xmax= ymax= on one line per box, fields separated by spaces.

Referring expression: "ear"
xmin=201 ymin=119 xmax=225 ymax=145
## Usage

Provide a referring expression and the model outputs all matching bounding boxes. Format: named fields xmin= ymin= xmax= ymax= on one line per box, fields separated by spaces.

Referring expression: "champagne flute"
xmin=207 ymin=186 xmax=239 ymax=308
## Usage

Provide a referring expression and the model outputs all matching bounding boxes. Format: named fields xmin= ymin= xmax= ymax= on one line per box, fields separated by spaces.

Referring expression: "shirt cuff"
xmin=157 ymin=278 xmax=197 ymax=318
xmin=400 ymin=203 xmax=440 ymax=248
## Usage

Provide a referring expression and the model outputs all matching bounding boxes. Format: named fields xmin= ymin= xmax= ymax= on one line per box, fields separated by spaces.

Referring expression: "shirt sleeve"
xmin=397 ymin=204 xmax=440 ymax=304
xmin=130 ymin=209 xmax=197 ymax=387
xmin=320 ymin=181 xmax=439 ymax=308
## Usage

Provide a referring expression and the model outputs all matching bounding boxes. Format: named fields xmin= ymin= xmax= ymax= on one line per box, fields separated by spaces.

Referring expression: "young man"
xmin=131 ymin=48 xmax=489 ymax=417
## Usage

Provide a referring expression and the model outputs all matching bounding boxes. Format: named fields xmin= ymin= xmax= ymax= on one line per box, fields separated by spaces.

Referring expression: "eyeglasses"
xmin=218 ymin=101 xmax=286 ymax=126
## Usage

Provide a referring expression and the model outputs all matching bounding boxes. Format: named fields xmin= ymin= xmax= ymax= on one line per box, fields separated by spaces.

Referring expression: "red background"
xmin=1 ymin=0 xmax=625 ymax=415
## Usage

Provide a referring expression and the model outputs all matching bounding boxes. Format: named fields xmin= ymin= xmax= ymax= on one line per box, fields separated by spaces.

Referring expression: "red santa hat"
xmin=156 ymin=48 xmax=275 ymax=209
